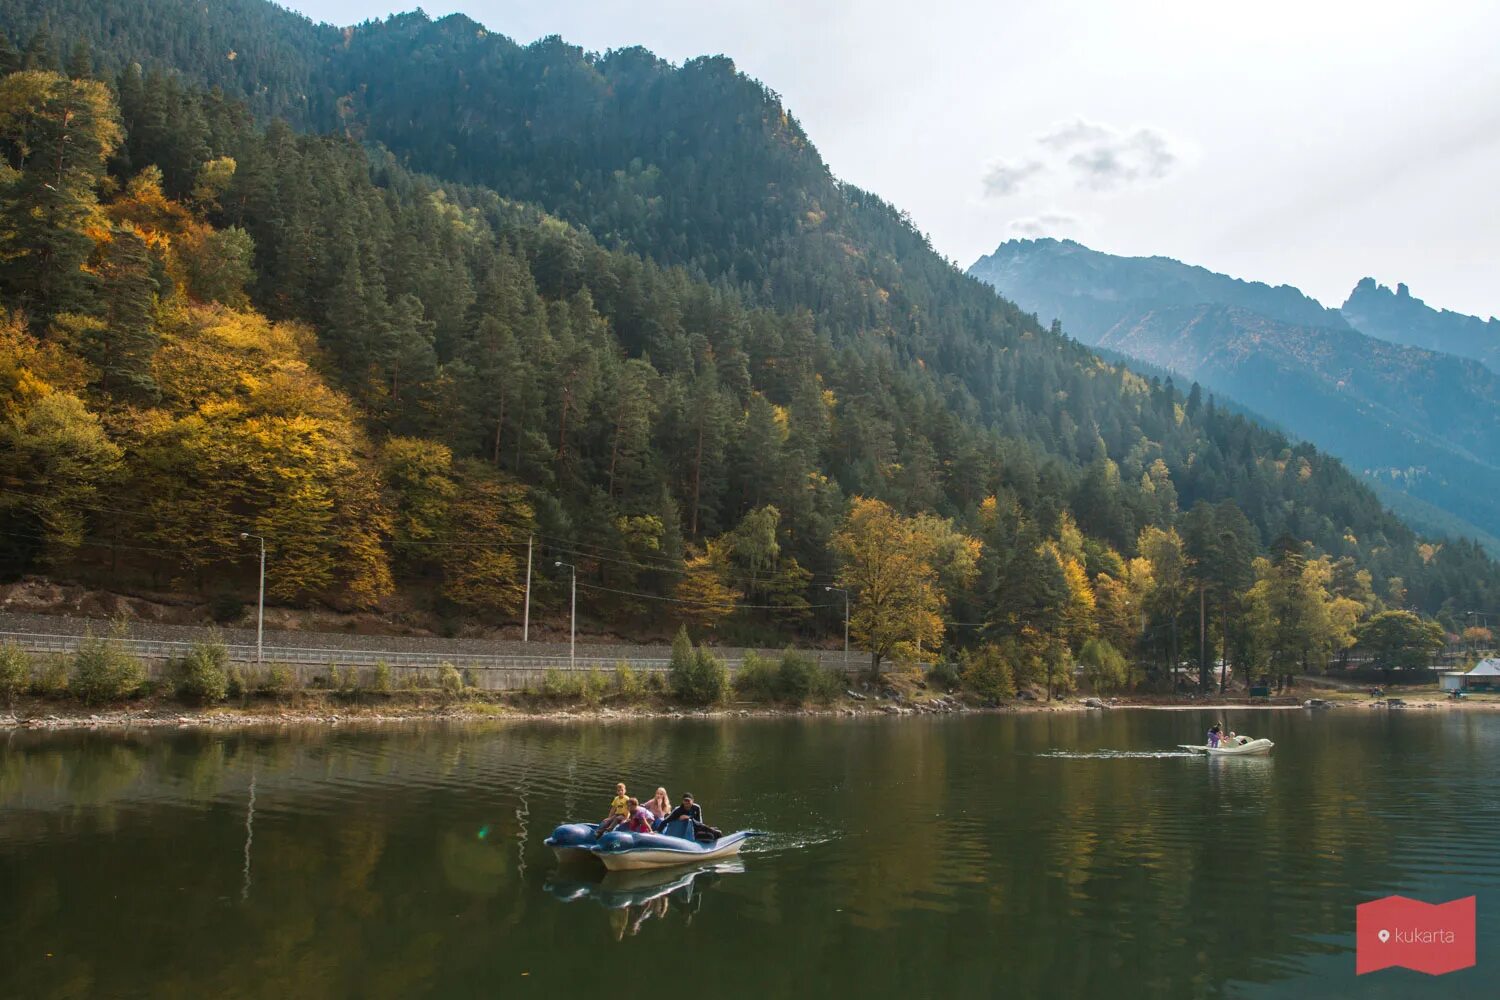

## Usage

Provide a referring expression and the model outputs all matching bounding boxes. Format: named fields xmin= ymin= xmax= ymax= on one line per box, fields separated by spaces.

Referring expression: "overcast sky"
xmin=286 ymin=0 xmax=1500 ymax=319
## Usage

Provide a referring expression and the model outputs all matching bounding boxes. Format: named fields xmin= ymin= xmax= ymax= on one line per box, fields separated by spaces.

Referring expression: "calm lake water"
xmin=2 ymin=710 xmax=1495 ymax=998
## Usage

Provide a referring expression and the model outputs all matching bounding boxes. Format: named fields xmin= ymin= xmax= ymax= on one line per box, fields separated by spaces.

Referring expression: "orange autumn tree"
xmin=831 ymin=497 xmax=981 ymax=675
xmin=440 ymin=461 xmax=534 ymax=616
xmin=127 ymin=303 xmax=394 ymax=605
xmin=673 ymin=539 xmax=744 ymax=631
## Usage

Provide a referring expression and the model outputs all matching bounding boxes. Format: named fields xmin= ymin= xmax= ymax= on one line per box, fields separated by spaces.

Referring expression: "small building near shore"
xmin=1442 ymin=659 xmax=1500 ymax=692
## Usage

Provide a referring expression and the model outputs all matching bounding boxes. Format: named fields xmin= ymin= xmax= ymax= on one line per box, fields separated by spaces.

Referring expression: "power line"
xmin=0 ymin=524 xmax=244 ymax=558
xmin=1 ymin=488 xmax=837 ymax=583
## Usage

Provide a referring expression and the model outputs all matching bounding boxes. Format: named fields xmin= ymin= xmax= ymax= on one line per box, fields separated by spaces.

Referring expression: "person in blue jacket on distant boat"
xmin=659 ymin=793 xmax=721 ymax=841
xmin=1206 ymin=723 xmax=1223 ymax=748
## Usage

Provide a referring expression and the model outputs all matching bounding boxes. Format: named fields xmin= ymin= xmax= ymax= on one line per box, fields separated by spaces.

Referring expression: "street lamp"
xmin=240 ymin=532 xmax=265 ymax=667
xmin=556 ymin=561 xmax=576 ymax=671
xmin=825 ymin=586 xmax=849 ymax=670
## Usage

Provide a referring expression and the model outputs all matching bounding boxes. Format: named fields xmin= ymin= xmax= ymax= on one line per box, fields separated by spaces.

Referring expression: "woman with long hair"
xmin=645 ymin=787 xmax=672 ymax=827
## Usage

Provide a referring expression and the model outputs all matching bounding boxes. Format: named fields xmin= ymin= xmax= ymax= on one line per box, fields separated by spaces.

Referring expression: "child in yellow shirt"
xmin=598 ymin=782 xmax=630 ymax=833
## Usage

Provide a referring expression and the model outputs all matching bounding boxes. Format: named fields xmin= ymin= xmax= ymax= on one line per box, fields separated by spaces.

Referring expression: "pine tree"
xmin=93 ymin=226 xmax=160 ymax=401
xmin=0 ymin=73 xmax=123 ymax=321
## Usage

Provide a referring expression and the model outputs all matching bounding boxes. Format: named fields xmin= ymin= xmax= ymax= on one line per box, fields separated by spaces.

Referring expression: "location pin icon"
xmin=1378 ymin=929 xmax=1391 ymax=943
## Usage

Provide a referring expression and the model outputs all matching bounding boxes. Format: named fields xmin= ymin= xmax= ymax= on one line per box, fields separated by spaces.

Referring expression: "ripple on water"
xmin=1035 ymin=749 xmax=1201 ymax=759
xmin=740 ymin=829 xmax=839 ymax=854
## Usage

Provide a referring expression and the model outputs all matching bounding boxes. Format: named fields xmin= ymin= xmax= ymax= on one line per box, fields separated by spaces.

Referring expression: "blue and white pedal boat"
xmin=544 ymin=822 xmax=602 ymax=864
xmin=545 ymin=818 xmax=753 ymax=871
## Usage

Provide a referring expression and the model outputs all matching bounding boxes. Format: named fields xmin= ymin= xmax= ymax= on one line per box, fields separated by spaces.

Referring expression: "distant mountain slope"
xmin=1098 ymin=305 xmax=1500 ymax=546
xmin=970 ymin=240 xmax=1500 ymax=551
xmin=1342 ymin=278 xmax=1500 ymax=374
xmin=969 ymin=238 xmax=1348 ymax=341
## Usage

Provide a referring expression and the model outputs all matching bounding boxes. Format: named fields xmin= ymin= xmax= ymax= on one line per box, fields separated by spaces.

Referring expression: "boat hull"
xmin=1179 ymin=738 xmax=1275 ymax=757
xmin=593 ymin=831 xmax=750 ymax=872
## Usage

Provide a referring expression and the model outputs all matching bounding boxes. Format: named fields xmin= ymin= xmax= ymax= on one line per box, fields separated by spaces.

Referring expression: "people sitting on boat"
xmin=598 ymin=782 xmax=632 ymax=834
xmin=660 ymin=793 xmax=722 ymax=842
xmin=645 ymin=787 xmax=672 ymax=827
xmin=1207 ymin=724 xmax=1223 ymax=748
xmin=621 ymin=797 xmax=656 ymax=834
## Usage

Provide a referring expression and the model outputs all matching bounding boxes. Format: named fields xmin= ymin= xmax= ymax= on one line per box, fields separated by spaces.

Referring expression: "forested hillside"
xmin=0 ymin=5 xmax=1495 ymax=686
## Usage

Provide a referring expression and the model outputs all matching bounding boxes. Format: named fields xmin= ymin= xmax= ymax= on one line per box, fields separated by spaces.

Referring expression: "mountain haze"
xmin=970 ymin=239 xmax=1500 ymax=552
xmin=1343 ymin=277 xmax=1500 ymax=374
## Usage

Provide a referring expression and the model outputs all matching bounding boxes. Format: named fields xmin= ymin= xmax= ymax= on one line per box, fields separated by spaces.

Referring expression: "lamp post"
xmin=522 ymin=534 xmax=533 ymax=642
xmin=1466 ymin=611 xmax=1491 ymax=657
xmin=240 ymin=532 xmax=265 ymax=668
xmin=825 ymin=586 xmax=849 ymax=670
xmin=556 ymin=561 xmax=576 ymax=671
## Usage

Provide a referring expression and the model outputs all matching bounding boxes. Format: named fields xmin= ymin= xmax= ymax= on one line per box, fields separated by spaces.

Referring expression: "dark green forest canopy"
xmin=0 ymin=1 xmax=1496 ymax=635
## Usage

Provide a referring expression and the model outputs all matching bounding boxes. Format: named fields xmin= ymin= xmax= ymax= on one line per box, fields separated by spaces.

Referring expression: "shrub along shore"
xmin=19 ymin=626 xmax=1471 ymax=732
xmin=0 ymin=627 xmax=993 ymax=730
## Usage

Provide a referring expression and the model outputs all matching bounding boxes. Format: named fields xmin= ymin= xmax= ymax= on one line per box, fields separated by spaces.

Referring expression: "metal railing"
xmin=0 ymin=630 xmax=714 ymax=673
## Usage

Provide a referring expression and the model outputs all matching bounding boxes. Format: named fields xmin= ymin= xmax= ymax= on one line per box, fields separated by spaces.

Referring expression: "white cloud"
xmin=981 ymin=158 xmax=1045 ymax=198
xmin=1037 ymin=119 xmax=1115 ymax=150
xmin=982 ymin=118 xmax=1186 ymax=199
xmin=1046 ymin=119 xmax=1180 ymax=191
xmin=1009 ymin=211 xmax=1080 ymax=237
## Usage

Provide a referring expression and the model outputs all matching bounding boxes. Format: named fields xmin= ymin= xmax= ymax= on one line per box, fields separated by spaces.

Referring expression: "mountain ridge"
xmin=1343 ymin=276 xmax=1500 ymax=373
xmin=970 ymin=239 xmax=1500 ymax=552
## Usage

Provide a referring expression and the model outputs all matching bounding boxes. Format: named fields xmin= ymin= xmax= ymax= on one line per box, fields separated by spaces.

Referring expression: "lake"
xmin=2 ymin=709 xmax=1495 ymax=998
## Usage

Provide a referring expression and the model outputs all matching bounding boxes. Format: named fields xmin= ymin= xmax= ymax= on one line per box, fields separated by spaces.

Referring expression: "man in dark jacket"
xmin=659 ymin=793 xmax=721 ymax=841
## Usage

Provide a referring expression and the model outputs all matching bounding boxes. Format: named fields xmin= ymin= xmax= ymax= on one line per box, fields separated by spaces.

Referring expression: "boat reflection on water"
xmin=545 ymin=861 xmax=744 ymax=940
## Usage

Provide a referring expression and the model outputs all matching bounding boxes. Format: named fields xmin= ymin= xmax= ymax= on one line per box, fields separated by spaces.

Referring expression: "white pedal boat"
xmin=1179 ymin=737 xmax=1274 ymax=756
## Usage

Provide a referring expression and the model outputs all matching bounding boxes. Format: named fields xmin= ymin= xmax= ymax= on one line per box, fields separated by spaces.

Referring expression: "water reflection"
xmin=0 ymin=714 xmax=1497 ymax=998
xmin=546 ymin=861 xmax=743 ymax=940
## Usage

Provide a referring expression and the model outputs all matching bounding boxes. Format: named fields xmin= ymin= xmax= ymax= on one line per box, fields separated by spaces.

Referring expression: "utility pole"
xmin=556 ymin=561 xmax=576 ymax=670
xmin=825 ymin=586 xmax=849 ymax=671
xmin=240 ymin=533 xmax=265 ymax=668
xmin=522 ymin=535 xmax=533 ymax=642
xmin=1199 ymin=581 xmax=1207 ymax=691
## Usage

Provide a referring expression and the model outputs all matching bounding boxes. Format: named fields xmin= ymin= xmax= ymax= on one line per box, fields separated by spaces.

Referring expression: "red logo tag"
xmin=1356 ymin=895 xmax=1476 ymax=976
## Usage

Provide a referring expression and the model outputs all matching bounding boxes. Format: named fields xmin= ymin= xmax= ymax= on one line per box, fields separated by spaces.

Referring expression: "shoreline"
xmin=5 ymin=691 xmax=1496 ymax=733
xmin=0 ymin=696 xmax=1014 ymax=732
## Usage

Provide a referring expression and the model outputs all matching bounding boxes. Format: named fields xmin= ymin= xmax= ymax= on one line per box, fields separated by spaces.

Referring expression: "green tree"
xmin=91 ymin=225 xmax=160 ymax=401
xmin=182 ymin=225 xmax=255 ymax=307
xmin=0 ymin=72 xmax=122 ymax=319
xmin=0 ymin=641 xmax=29 ymax=701
xmin=1353 ymin=610 xmax=1445 ymax=673
xmin=667 ymin=626 xmax=727 ymax=705
xmin=0 ymin=390 xmax=121 ymax=573
xmin=70 ymin=632 xmax=146 ymax=705
xmin=958 ymin=644 xmax=1016 ymax=702
xmin=1079 ymin=637 xmax=1129 ymax=695
xmin=440 ymin=462 xmax=534 ymax=616
xmin=174 ymin=638 xmax=229 ymax=703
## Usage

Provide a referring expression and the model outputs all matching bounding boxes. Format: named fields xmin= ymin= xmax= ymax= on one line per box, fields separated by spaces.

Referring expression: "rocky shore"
xmin=0 ymin=687 xmax=1073 ymax=732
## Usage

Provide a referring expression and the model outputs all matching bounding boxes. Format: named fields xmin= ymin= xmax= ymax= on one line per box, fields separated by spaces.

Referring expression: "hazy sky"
xmin=286 ymin=1 xmax=1500 ymax=318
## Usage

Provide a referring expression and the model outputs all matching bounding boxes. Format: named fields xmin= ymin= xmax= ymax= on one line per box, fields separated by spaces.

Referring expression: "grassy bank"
xmin=0 ymin=634 xmax=987 ymax=730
